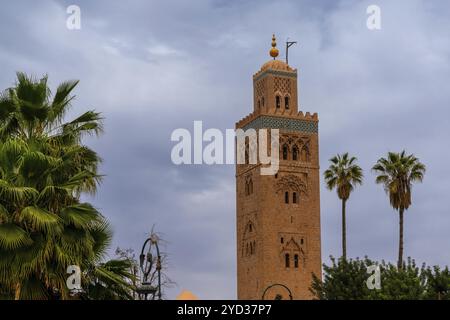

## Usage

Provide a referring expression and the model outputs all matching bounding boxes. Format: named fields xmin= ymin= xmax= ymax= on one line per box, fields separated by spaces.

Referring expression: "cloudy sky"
xmin=1 ymin=0 xmax=450 ymax=299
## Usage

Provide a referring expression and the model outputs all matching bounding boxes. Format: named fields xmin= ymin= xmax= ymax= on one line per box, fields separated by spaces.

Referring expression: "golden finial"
xmin=269 ymin=34 xmax=279 ymax=59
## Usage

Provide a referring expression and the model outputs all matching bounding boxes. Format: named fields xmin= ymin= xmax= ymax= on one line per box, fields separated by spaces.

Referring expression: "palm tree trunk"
xmin=397 ymin=208 xmax=404 ymax=269
xmin=14 ymin=282 xmax=21 ymax=300
xmin=342 ymin=199 xmax=347 ymax=260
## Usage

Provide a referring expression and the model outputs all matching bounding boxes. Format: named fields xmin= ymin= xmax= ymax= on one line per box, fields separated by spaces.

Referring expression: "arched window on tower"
xmin=282 ymin=144 xmax=288 ymax=160
xmin=285 ymin=253 xmax=290 ymax=268
xmin=276 ymin=96 xmax=281 ymax=109
xmin=292 ymin=145 xmax=299 ymax=161
xmin=294 ymin=254 xmax=299 ymax=268
xmin=285 ymin=191 xmax=289 ymax=204
xmin=285 ymin=96 xmax=290 ymax=109
xmin=262 ymin=97 xmax=265 ymax=107
xmin=301 ymin=147 xmax=309 ymax=162
xmin=245 ymin=140 xmax=249 ymax=164
xmin=257 ymin=100 xmax=260 ymax=109
xmin=293 ymin=192 xmax=297 ymax=204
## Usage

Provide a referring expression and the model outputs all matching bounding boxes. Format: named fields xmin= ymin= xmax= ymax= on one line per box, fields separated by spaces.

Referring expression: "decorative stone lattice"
xmin=254 ymin=79 xmax=266 ymax=99
xmin=274 ymin=174 xmax=308 ymax=196
xmin=274 ymin=77 xmax=291 ymax=95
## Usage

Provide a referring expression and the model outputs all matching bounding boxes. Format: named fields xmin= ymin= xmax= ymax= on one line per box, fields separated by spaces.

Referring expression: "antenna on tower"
xmin=285 ymin=38 xmax=297 ymax=65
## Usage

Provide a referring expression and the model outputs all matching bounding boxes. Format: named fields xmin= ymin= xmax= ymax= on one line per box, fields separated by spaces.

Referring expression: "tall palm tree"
xmin=0 ymin=72 xmax=131 ymax=299
xmin=324 ymin=153 xmax=363 ymax=260
xmin=372 ymin=151 xmax=425 ymax=269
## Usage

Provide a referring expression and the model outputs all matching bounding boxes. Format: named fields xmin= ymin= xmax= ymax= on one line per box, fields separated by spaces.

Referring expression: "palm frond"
xmin=0 ymin=224 xmax=32 ymax=250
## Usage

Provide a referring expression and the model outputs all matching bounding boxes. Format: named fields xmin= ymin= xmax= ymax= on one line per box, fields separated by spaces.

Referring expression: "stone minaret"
xmin=236 ymin=35 xmax=321 ymax=300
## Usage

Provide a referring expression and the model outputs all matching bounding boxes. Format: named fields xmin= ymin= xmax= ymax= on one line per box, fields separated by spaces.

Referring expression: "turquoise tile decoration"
xmin=242 ymin=115 xmax=318 ymax=133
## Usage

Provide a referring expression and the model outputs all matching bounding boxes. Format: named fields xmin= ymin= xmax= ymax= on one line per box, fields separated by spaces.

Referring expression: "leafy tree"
xmin=372 ymin=151 xmax=425 ymax=268
xmin=423 ymin=266 xmax=450 ymax=300
xmin=310 ymin=256 xmax=372 ymax=300
xmin=370 ymin=258 xmax=426 ymax=300
xmin=324 ymin=153 xmax=363 ymax=259
xmin=0 ymin=72 xmax=127 ymax=299
xmin=310 ymin=256 xmax=438 ymax=300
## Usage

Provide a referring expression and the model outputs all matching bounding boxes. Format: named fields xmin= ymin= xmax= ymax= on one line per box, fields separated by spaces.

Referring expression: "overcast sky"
xmin=1 ymin=0 xmax=450 ymax=299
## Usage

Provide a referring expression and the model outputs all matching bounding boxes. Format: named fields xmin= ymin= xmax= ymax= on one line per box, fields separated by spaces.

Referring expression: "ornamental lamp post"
xmin=136 ymin=234 xmax=162 ymax=300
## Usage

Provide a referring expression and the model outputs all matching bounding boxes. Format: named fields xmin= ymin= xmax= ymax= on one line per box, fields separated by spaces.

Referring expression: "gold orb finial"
xmin=269 ymin=34 xmax=279 ymax=59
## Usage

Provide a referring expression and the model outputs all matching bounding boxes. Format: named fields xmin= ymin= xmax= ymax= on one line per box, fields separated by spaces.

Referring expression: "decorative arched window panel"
xmin=292 ymin=145 xmax=299 ymax=161
xmin=300 ymin=146 xmax=310 ymax=162
xmin=285 ymin=96 xmax=290 ymax=109
xmin=276 ymin=95 xmax=281 ymax=109
xmin=257 ymin=100 xmax=261 ymax=109
xmin=262 ymin=97 xmax=265 ymax=107
xmin=275 ymin=175 xmax=308 ymax=204
xmin=294 ymin=254 xmax=299 ymax=268
xmin=245 ymin=140 xmax=250 ymax=164
xmin=285 ymin=254 xmax=290 ymax=268
xmin=282 ymin=144 xmax=289 ymax=160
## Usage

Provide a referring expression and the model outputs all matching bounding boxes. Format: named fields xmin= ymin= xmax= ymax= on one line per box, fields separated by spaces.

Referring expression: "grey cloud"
xmin=1 ymin=0 xmax=450 ymax=299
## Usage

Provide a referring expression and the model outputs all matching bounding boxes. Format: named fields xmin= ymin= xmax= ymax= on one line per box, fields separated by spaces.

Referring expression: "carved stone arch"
xmin=280 ymin=237 xmax=306 ymax=269
xmin=281 ymin=143 xmax=289 ymax=160
xmin=300 ymin=145 xmax=310 ymax=162
xmin=274 ymin=90 xmax=283 ymax=109
xmin=244 ymin=220 xmax=256 ymax=236
xmin=284 ymin=237 xmax=301 ymax=252
xmin=292 ymin=144 xmax=299 ymax=161
xmin=245 ymin=174 xmax=253 ymax=195
xmin=299 ymin=137 xmax=311 ymax=162
xmin=242 ymin=219 xmax=257 ymax=257
xmin=274 ymin=174 xmax=308 ymax=197
xmin=284 ymin=93 xmax=291 ymax=110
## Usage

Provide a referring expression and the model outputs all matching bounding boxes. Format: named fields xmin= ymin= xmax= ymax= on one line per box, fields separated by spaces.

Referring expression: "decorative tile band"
xmin=242 ymin=115 xmax=318 ymax=133
xmin=253 ymin=70 xmax=297 ymax=82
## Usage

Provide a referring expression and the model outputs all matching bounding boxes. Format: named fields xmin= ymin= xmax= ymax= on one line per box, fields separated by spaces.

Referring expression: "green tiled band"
xmin=242 ymin=115 xmax=318 ymax=133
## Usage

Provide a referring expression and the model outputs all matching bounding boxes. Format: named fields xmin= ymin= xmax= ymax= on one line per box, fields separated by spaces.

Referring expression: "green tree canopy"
xmin=0 ymin=73 xmax=133 ymax=299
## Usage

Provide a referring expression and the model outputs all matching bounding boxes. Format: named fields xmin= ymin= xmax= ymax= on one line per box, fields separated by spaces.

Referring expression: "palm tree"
xmin=372 ymin=151 xmax=425 ymax=269
xmin=324 ymin=153 xmax=363 ymax=260
xmin=0 ymin=72 xmax=130 ymax=299
xmin=82 ymin=258 xmax=137 ymax=300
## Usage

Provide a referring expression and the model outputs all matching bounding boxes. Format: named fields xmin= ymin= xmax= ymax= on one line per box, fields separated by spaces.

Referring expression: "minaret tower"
xmin=235 ymin=35 xmax=321 ymax=300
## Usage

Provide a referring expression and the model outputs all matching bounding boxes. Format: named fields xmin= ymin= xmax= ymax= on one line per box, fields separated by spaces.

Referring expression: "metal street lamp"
xmin=136 ymin=234 xmax=162 ymax=300
xmin=262 ymin=283 xmax=293 ymax=300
